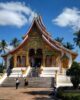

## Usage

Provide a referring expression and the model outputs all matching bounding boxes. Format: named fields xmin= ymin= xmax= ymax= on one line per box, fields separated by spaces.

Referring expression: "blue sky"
xmin=0 ymin=0 xmax=80 ymax=62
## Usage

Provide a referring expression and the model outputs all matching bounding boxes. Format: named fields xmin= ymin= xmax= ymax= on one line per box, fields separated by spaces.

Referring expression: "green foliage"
xmin=62 ymin=93 xmax=80 ymax=100
xmin=10 ymin=38 xmax=20 ymax=48
xmin=0 ymin=63 xmax=5 ymax=73
xmin=22 ymin=35 xmax=25 ymax=40
xmin=55 ymin=37 xmax=64 ymax=43
xmin=66 ymin=62 xmax=80 ymax=88
xmin=66 ymin=62 xmax=80 ymax=76
xmin=55 ymin=37 xmax=74 ymax=50
xmin=0 ymin=40 xmax=7 ymax=54
xmin=56 ymin=87 xmax=80 ymax=100
xmin=73 ymin=30 xmax=80 ymax=48
xmin=56 ymin=87 xmax=63 ymax=98
xmin=63 ymin=42 xmax=74 ymax=50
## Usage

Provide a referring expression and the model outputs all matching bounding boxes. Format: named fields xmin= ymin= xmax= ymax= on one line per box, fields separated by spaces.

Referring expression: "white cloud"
xmin=53 ymin=8 xmax=80 ymax=31
xmin=0 ymin=2 xmax=37 ymax=27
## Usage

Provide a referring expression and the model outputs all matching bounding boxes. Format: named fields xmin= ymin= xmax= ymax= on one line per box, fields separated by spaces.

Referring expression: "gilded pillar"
xmin=43 ymin=55 xmax=45 ymax=67
xmin=20 ymin=55 xmax=22 ymax=67
xmin=58 ymin=56 xmax=62 ymax=73
xmin=52 ymin=56 xmax=55 ymax=67
xmin=14 ymin=54 xmax=17 ymax=67
xmin=26 ymin=51 xmax=29 ymax=66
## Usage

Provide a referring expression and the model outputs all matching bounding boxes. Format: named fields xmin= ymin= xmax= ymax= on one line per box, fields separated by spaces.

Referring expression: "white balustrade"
xmin=40 ymin=67 xmax=59 ymax=77
xmin=9 ymin=66 xmax=31 ymax=77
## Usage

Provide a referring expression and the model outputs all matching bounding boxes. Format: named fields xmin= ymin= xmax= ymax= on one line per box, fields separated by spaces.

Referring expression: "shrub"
xmin=56 ymin=87 xmax=63 ymax=98
xmin=56 ymin=87 xmax=80 ymax=100
xmin=66 ymin=61 xmax=80 ymax=89
xmin=0 ymin=63 xmax=5 ymax=73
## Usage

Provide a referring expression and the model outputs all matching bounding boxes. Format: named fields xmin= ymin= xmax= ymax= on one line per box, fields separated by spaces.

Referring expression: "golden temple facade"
xmin=2 ymin=16 xmax=77 ymax=73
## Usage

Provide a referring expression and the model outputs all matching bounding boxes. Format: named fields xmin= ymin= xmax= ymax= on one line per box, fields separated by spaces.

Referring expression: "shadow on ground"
xmin=23 ymin=90 xmax=51 ymax=95
xmin=22 ymin=90 xmax=53 ymax=100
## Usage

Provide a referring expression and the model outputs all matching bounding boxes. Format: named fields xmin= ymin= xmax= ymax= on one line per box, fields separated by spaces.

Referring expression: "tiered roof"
xmin=2 ymin=16 xmax=78 ymax=59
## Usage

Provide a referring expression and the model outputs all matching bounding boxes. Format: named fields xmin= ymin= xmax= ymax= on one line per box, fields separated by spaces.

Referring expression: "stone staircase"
xmin=28 ymin=68 xmax=40 ymax=77
xmin=28 ymin=77 xmax=54 ymax=88
xmin=1 ymin=77 xmax=23 ymax=87
xmin=1 ymin=77 xmax=54 ymax=88
xmin=1 ymin=67 xmax=55 ymax=88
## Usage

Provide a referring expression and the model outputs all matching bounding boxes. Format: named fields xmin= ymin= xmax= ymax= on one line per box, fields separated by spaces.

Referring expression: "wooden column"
xmin=20 ymin=55 xmax=22 ymax=67
xmin=14 ymin=54 xmax=17 ymax=67
xmin=58 ymin=56 xmax=62 ymax=73
xmin=26 ymin=51 xmax=29 ymax=66
xmin=43 ymin=55 xmax=45 ymax=67
xmin=52 ymin=56 xmax=54 ymax=67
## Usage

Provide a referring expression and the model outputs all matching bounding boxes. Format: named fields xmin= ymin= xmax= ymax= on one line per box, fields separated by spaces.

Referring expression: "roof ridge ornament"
xmin=33 ymin=14 xmax=42 ymax=22
xmin=32 ymin=13 xmax=38 ymax=21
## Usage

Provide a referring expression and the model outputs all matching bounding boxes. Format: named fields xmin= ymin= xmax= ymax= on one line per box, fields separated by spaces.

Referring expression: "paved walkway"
xmin=0 ymin=87 xmax=53 ymax=100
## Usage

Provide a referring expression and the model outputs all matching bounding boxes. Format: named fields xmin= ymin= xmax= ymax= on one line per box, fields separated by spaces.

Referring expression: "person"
xmin=16 ymin=78 xmax=20 ymax=89
xmin=24 ymin=78 xmax=28 ymax=87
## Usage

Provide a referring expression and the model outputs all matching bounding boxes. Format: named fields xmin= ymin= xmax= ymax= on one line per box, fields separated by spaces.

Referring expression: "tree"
xmin=55 ymin=37 xmax=74 ymax=50
xmin=0 ymin=40 xmax=7 ymax=54
xmin=55 ymin=37 xmax=64 ymax=44
xmin=10 ymin=38 xmax=20 ymax=48
xmin=73 ymin=30 xmax=80 ymax=48
xmin=63 ymin=42 xmax=74 ymax=50
xmin=0 ymin=63 xmax=5 ymax=73
xmin=22 ymin=35 xmax=25 ymax=40
xmin=66 ymin=62 xmax=80 ymax=89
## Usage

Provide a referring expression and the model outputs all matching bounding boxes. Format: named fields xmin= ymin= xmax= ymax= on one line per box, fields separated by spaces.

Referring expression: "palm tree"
xmin=22 ymin=35 xmax=25 ymax=40
xmin=73 ymin=30 xmax=80 ymax=48
xmin=10 ymin=38 xmax=20 ymax=48
xmin=55 ymin=37 xmax=64 ymax=44
xmin=0 ymin=40 xmax=7 ymax=54
xmin=63 ymin=42 xmax=74 ymax=50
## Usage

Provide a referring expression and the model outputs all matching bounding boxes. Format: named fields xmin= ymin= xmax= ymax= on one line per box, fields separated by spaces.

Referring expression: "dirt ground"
xmin=0 ymin=87 xmax=53 ymax=100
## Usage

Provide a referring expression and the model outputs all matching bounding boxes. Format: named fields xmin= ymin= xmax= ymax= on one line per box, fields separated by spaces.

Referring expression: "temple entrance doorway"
xmin=35 ymin=49 xmax=43 ymax=68
xmin=29 ymin=49 xmax=35 ymax=67
xmin=29 ymin=49 xmax=43 ymax=68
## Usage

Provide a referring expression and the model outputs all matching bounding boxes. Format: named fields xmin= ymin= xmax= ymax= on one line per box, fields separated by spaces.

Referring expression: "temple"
xmin=2 ymin=16 xmax=77 ymax=75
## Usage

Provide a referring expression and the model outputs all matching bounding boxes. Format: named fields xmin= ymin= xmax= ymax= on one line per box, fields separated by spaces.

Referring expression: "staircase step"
xmin=1 ymin=77 xmax=55 ymax=88
xmin=1 ymin=67 xmax=56 ymax=88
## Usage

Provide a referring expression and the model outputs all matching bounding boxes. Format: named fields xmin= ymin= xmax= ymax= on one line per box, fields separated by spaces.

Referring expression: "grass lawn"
xmin=63 ymin=92 xmax=80 ymax=96
xmin=59 ymin=92 xmax=80 ymax=100
xmin=57 ymin=87 xmax=80 ymax=100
